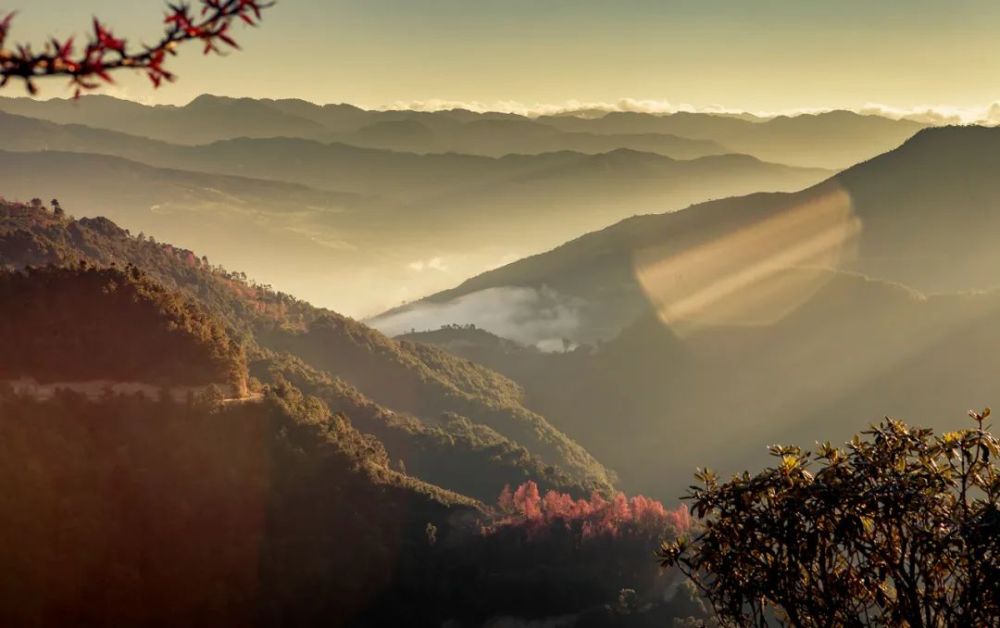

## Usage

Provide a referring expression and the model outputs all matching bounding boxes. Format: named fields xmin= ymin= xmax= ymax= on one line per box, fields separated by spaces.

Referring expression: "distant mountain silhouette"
xmin=0 ymin=94 xmax=329 ymax=144
xmin=540 ymin=110 xmax=927 ymax=168
xmin=396 ymin=126 xmax=1000 ymax=339
xmin=0 ymin=110 xmax=831 ymax=315
xmin=333 ymin=117 xmax=730 ymax=159
xmin=0 ymin=95 xmax=925 ymax=168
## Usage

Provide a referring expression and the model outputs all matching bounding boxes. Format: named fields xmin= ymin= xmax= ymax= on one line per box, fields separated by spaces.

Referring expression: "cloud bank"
xmin=371 ymin=98 xmax=1000 ymax=125
xmin=368 ymin=286 xmax=589 ymax=351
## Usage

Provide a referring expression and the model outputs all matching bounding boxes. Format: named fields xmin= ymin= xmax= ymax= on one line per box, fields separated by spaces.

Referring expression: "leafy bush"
xmin=659 ymin=411 xmax=1000 ymax=627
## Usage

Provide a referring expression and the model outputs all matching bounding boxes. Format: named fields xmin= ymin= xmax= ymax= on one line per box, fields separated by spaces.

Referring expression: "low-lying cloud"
xmin=407 ymin=256 xmax=449 ymax=272
xmin=368 ymin=286 xmax=589 ymax=351
xmin=373 ymin=98 xmax=1000 ymax=125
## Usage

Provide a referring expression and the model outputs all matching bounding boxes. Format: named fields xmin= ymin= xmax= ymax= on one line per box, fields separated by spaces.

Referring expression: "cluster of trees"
xmin=258 ymin=351 xmax=594 ymax=501
xmin=493 ymin=480 xmax=691 ymax=541
xmin=0 ymin=384 xmax=477 ymax=627
xmin=439 ymin=323 xmax=479 ymax=331
xmin=1 ymin=203 xmax=317 ymax=338
xmin=0 ymin=382 xmax=711 ymax=627
xmin=263 ymin=315 xmax=617 ymax=494
xmin=0 ymin=265 xmax=246 ymax=389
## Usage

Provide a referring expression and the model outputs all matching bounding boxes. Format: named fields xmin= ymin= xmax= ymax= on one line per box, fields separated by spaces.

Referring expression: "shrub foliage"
xmin=659 ymin=411 xmax=1000 ymax=627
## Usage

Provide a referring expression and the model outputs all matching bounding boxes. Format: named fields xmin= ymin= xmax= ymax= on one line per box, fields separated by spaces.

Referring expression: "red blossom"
xmin=489 ymin=481 xmax=692 ymax=541
xmin=0 ymin=0 xmax=273 ymax=96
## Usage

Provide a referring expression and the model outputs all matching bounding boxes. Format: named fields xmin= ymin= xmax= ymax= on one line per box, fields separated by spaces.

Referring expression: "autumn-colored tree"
xmin=494 ymin=480 xmax=691 ymax=540
xmin=659 ymin=410 xmax=1000 ymax=627
xmin=0 ymin=0 xmax=271 ymax=96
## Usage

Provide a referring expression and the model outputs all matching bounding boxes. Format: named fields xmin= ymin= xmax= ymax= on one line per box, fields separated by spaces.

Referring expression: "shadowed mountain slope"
xmin=401 ymin=269 xmax=1000 ymax=501
xmin=0 ymin=201 xmax=614 ymax=500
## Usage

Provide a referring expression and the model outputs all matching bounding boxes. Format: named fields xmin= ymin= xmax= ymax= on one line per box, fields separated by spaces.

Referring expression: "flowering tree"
xmin=659 ymin=411 xmax=1000 ymax=627
xmin=0 ymin=0 xmax=272 ymax=96
xmin=493 ymin=480 xmax=691 ymax=540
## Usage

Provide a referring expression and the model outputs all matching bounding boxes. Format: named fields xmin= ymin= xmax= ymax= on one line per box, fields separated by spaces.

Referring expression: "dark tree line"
xmin=0 ymin=265 xmax=247 ymax=389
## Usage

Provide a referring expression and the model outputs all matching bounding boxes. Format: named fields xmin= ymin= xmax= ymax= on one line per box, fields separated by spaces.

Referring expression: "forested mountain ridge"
xmin=0 ymin=265 xmax=246 ymax=392
xmin=0 ymin=377 xmax=483 ymax=627
xmin=0 ymin=200 xmax=698 ymax=625
xmin=0 ymin=199 xmax=615 ymax=499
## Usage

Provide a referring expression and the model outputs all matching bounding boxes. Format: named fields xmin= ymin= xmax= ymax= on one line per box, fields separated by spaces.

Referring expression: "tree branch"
xmin=0 ymin=0 xmax=273 ymax=96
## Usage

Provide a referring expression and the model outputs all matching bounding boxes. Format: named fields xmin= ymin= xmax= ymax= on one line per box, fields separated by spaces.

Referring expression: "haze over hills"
xmin=398 ymin=269 xmax=1000 ymax=500
xmin=381 ymin=125 xmax=1000 ymax=343
xmin=540 ymin=110 xmax=929 ymax=169
xmin=0 ymin=109 xmax=832 ymax=315
xmin=0 ymin=94 xmax=330 ymax=144
xmin=333 ymin=117 xmax=730 ymax=159
xmin=376 ymin=125 xmax=1000 ymax=500
xmin=0 ymin=95 xmax=926 ymax=168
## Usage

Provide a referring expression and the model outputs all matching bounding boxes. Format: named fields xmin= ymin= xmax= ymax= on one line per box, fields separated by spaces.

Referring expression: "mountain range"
xmin=381 ymin=125 xmax=1000 ymax=499
xmin=0 ymin=108 xmax=834 ymax=315
xmin=0 ymin=94 xmax=926 ymax=168
xmin=385 ymin=126 xmax=1000 ymax=341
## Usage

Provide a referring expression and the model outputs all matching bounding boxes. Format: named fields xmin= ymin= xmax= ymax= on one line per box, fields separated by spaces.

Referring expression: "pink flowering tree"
xmin=494 ymin=480 xmax=691 ymax=541
xmin=0 ymin=0 xmax=272 ymax=96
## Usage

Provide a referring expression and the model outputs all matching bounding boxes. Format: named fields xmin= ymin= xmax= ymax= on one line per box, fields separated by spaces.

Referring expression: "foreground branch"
xmin=0 ymin=0 xmax=273 ymax=96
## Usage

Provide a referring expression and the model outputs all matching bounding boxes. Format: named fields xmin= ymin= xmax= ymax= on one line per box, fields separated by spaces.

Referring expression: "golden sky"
xmin=7 ymin=1 xmax=1000 ymax=117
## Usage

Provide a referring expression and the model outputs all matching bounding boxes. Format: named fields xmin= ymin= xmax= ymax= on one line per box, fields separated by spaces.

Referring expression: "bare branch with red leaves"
xmin=0 ymin=0 xmax=273 ymax=97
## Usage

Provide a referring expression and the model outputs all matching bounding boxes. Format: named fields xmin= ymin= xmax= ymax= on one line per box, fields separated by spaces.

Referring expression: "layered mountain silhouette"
xmin=390 ymin=126 xmax=1000 ymax=340
xmin=0 ymin=109 xmax=832 ymax=315
xmin=540 ymin=110 xmax=928 ymax=168
xmin=401 ymin=268 xmax=1000 ymax=501
xmin=0 ymin=94 xmax=329 ymax=144
xmin=0 ymin=95 xmax=924 ymax=168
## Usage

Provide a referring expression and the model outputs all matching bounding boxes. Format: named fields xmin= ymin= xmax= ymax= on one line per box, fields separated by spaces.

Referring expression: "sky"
xmin=7 ymin=0 xmax=1000 ymax=116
